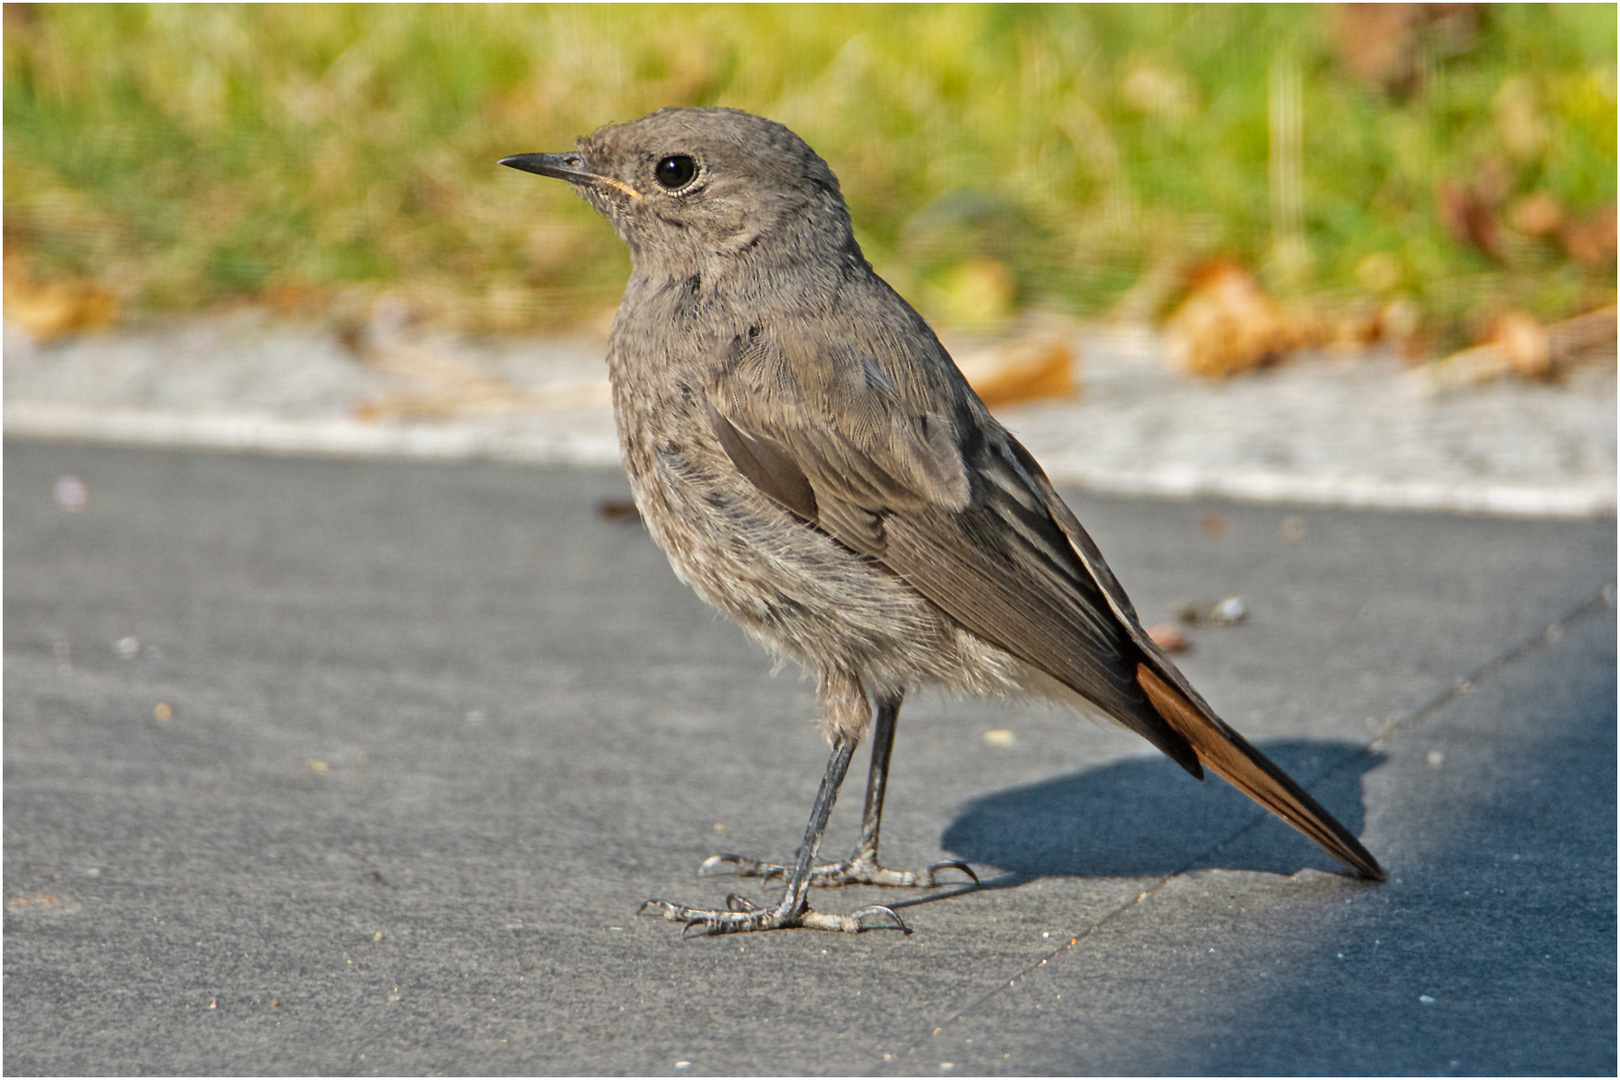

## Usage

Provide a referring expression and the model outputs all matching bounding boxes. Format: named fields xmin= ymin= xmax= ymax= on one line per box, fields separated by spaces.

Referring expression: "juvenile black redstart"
xmin=501 ymin=107 xmax=1383 ymax=936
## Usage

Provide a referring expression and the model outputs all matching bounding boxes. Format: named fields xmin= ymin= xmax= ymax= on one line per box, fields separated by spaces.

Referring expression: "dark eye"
xmin=654 ymin=154 xmax=697 ymax=190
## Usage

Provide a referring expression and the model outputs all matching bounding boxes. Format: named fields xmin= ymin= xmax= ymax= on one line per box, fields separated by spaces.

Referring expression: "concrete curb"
xmin=8 ymin=400 xmax=1612 ymax=518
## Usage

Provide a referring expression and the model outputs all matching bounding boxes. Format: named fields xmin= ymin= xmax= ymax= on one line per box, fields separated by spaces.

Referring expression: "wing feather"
xmin=702 ymin=317 xmax=1385 ymax=879
xmin=708 ymin=325 xmax=1203 ymax=774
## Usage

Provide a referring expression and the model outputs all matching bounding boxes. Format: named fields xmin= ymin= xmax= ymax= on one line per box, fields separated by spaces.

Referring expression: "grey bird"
xmin=500 ymin=107 xmax=1384 ymax=936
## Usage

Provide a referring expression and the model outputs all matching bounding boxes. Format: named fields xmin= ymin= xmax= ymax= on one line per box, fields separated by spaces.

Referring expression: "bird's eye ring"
xmin=654 ymin=155 xmax=698 ymax=191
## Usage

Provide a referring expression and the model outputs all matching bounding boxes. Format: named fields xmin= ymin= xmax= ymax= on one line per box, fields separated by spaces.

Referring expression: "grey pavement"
xmin=4 ymin=438 xmax=1614 ymax=1075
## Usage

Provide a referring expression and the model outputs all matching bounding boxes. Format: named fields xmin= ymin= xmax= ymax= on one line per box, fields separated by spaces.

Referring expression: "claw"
xmin=927 ymin=860 xmax=981 ymax=887
xmin=640 ymin=898 xmax=677 ymax=920
xmin=851 ymin=904 xmax=911 ymax=934
xmin=698 ymin=853 xmax=746 ymax=877
xmin=643 ymin=893 xmax=914 ymax=936
xmin=693 ymin=847 xmax=977 ymax=893
xmin=698 ymin=852 xmax=800 ymax=887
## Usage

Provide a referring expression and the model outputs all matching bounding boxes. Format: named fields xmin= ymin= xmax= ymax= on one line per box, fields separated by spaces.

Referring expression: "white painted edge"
xmin=3 ymin=403 xmax=623 ymax=469
xmin=6 ymin=402 xmax=1614 ymax=519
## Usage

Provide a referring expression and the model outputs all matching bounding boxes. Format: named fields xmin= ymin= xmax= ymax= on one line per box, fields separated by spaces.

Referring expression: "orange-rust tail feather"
xmin=1137 ymin=665 xmax=1386 ymax=882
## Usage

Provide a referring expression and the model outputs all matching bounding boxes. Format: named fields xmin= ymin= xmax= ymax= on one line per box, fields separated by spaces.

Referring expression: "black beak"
xmin=499 ymin=152 xmax=595 ymax=182
xmin=501 ymin=151 xmax=645 ymax=202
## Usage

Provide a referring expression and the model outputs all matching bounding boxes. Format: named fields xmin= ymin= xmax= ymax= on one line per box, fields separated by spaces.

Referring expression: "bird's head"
xmin=502 ymin=107 xmax=856 ymax=280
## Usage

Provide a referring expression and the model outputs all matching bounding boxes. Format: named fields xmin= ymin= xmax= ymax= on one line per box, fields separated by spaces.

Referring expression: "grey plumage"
xmin=501 ymin=107 xmax=1383 ymax=936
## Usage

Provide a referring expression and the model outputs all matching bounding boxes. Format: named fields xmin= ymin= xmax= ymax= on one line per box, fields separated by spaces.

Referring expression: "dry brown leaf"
xmin=1436 ymin=178 xmax=1503 ymax=259
xmin=1493 ymin=311 xmax=1552 ymax=379
xmin=1329 ymin=5 xmax=1481 ymax=96
xmin=955 ymin=334 xmax=1079 ymax=407
xmin=595 ymin=498 xmax=641 ymax=522
xmin=4 ymin=254 xmax=117 ymax=341
xmin=1422 ymin=306 xmax=1616 ymax=389
xmin=1561 ymin=204 xmax=1618 ymax=269
xmin=1545 ymin=306 xmax=1618 ymax=366
xmin=1166 ymin=261 xmax=1311 ymax=378
xmin=5 ymin=894 xmax=82 ymax=914
xmin=1510 ymin=191 xmax=1566 ymax=237
xmin=1145 ymin=623 xmax=1190 ymax=653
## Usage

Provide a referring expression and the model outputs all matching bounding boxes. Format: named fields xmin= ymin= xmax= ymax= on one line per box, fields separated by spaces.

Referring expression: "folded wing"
xmin=707 ymin=316 xmax=1385 ymax=881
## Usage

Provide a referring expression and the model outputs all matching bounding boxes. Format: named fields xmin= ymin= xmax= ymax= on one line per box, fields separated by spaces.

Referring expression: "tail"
xmin=1137 ymin=664 xmax=1386 ymax=882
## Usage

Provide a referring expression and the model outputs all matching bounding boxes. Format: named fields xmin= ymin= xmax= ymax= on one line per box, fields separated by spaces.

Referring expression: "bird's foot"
xmin=639 ymin=893 xmax=909 ymax=937
xmin=699 ymin=851 xmax=979 ymax=889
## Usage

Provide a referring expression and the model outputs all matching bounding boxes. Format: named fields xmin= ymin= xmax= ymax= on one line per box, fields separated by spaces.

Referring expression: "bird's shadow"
xmin=936 ymin=739 xmax=1384 ymax=886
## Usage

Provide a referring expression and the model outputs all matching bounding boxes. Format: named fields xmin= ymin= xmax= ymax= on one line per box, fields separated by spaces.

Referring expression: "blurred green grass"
xmin=4 ymin=3 xmax=1614 ymax=346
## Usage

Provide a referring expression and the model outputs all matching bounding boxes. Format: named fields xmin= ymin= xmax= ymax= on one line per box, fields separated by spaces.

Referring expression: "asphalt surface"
xmin=4 ymin=439 xmax=1615 ymax=1075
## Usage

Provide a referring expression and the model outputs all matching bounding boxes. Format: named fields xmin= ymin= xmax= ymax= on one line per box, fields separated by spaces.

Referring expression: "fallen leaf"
xmin=1328 ymin=4 xmax=1480 ymax=97
xmin=1509 ymin=191 xmax=1565 ymax=237
xmin=1492 ymin=310 xmax=1552 ymax=380
xmin=5 ymin=894 xmax=82 ymax=915
xmin=595 ymin=497 xmax=641 ymax=522
xmin=955 ymin=334 xmax=1079 ymax=407
xmin=1166 ymin=261 xmax=1310 ymax=377
xmin=1544 ymin=306 xmax=1617 ymax=366
xmin=1421 ymin=306 xmax=1615 ymax=389
xmin=1561 ymin=204 xmax=1617 ymax=269
xmin=3 ymin=254 xmax=117 ymax=341
xmin=1145 ymin=623 xmax=1190 ymax=653
xmin=1436 ymin=178 xmax=1502 ymax=259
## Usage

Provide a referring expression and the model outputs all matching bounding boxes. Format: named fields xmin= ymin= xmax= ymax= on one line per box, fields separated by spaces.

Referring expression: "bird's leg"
xmin=702 ymin=694 xmax=979 ymax=890
xmin=641 ymin=732 xmax=907 ymax=934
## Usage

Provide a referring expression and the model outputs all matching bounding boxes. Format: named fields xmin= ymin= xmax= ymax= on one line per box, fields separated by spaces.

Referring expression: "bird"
xmin=500 ymin=107 xmax=1384 ymax=936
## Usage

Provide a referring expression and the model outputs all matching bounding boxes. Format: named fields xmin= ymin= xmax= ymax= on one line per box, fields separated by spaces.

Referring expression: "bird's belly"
xmin=620 ymin=430 xmax=1026 ymax=699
